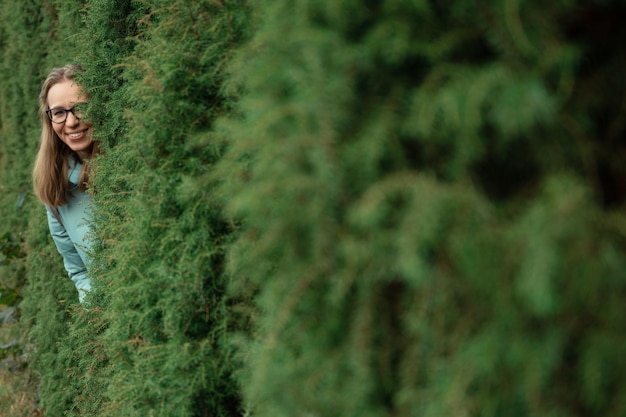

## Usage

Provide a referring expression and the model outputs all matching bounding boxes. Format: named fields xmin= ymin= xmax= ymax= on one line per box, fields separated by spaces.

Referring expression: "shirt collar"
xmin=68 ymin=156 xmax=83 ymax=186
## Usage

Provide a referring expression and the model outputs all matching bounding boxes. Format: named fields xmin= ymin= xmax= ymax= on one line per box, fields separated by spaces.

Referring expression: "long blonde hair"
xmin=32 ymin=64 xmax=95 ymax=207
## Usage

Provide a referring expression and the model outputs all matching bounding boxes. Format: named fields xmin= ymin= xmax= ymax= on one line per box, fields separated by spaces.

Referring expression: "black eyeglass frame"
xmin=45 ymin=102 xmax=88 ymax=124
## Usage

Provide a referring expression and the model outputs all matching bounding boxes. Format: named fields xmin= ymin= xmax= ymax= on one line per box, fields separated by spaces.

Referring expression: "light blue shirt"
xmin=46 ymin=158 xmax=94 ymax=303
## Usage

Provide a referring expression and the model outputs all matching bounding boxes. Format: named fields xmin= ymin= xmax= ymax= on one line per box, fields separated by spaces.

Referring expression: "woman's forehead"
xmin=47 ymin=81 xmax=87 ymax=107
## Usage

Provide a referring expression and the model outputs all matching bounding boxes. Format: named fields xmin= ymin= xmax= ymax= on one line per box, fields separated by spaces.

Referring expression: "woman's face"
xmin=47 ymin=80 xmax=93 ymax=159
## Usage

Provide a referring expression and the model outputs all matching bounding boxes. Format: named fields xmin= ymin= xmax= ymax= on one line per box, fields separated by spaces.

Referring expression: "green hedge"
xmin=1 ymin=1 xmax=625 ymax=417
xmin=81 ymin=1 xmax=251 ymax=416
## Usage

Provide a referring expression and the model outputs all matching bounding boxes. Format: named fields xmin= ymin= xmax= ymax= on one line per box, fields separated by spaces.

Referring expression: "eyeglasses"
xmin=46 ymin=102 xmax=88 ymax=124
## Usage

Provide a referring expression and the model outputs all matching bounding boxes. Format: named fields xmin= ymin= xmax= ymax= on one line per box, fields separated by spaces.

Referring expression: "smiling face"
xmin=46 ymin=80 xmax=93 ymax=160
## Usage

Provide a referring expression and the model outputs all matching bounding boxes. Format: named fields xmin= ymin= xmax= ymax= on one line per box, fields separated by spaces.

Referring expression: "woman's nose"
xmin=65 ymin=111 xmax=80 ymax=126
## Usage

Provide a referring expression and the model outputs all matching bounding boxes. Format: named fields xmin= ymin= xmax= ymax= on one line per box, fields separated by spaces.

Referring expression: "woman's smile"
xmin=67 ymin=130 xmax=88 ymax=140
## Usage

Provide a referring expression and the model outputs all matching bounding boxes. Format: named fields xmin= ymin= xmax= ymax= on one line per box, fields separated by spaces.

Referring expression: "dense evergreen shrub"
xmin=79 ymin=1 xmax=251 ymax=416
xmin=216 ymin=1 xmax=626 ymax=416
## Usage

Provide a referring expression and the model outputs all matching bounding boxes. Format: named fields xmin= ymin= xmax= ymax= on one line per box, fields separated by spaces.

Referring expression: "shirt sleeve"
xmin=47 ymin=207 xmax=92 ymax=302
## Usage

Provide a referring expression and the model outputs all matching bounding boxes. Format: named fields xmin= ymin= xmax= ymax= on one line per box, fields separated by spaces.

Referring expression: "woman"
xmin=32 ymin=64 xmax=97 ymax=303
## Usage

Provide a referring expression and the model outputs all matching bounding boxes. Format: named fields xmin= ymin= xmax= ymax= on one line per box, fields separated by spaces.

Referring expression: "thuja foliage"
xmin=216 ymin=1 xmax=626 ymax=416
xmin=74 ymin=1 xmax=251 ymax=417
